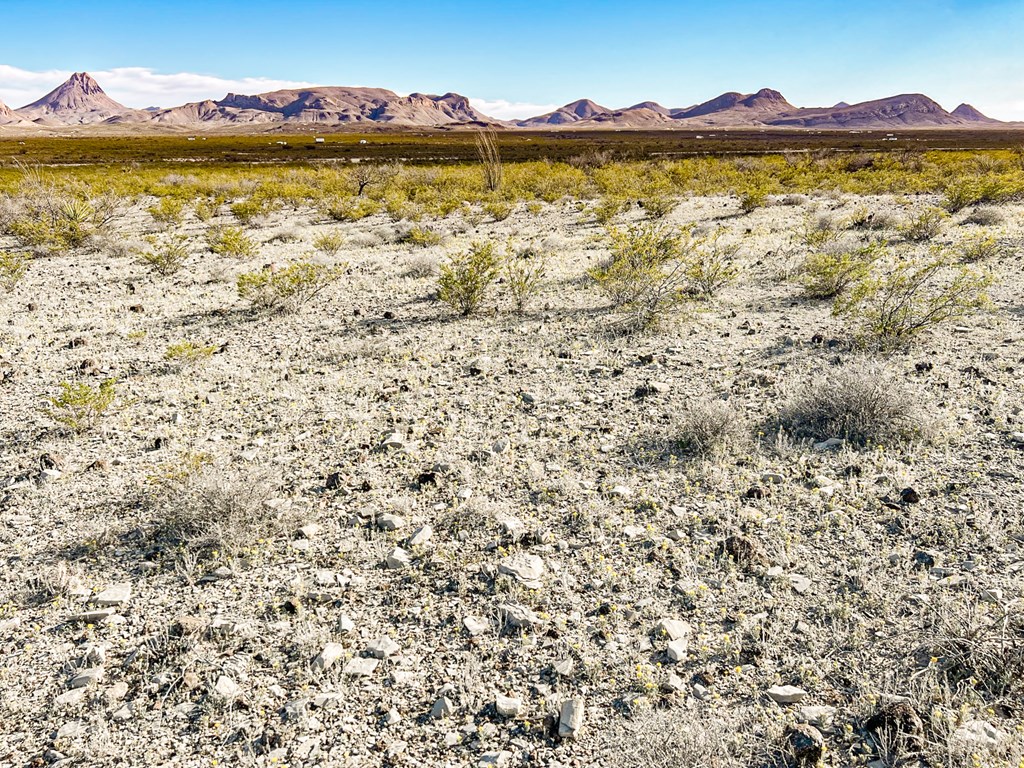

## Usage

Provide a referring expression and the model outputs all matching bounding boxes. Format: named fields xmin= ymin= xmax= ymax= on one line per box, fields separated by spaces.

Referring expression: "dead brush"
xmin=673 ymin=400 xmax=748 ymax=458
xmin=774 ymin=362 xmax=928 ymax=447
xmin=146 ymin=463 xmax=294 ymax=562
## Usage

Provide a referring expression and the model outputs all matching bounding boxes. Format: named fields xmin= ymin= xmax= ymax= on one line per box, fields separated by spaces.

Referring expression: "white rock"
xmin=313 ymin=643 xmax=346 ymax=671
xmin=797 ymin=705 xmax=836 ymax=727
xmin=54 ymin=689 xmax=87 ymax=706
xmin=609 ymin=485 xmax=632 ymax=498
xmin=463 ymin=616 xmax=489 ymax=636
xmin=558 ymin=698 xmax=584 ymax=739
xmin=479 ymin=751 xmax=512 ymax=767
xmin=366 ymin=637 xmax=401 ymax=659
xmin=69 ymin=668 xmax=104 ymax=689
xmin=667 ymin=638 xmax=688 ymax=662
xmin=92 ymin=584 xmax=131 ymax=607
xmin=407 ymin=524 xmax=433 ymax=547
xmin=431 ymin=696 xmax=455 ymax=719
xmin=343 ymin=657 xmax=379 ymax=677
xmin=214 ymin=675 xmax=241 ymax=699
xmin=766 ymin=684 xmax=808 ymax=704
xmin=377 ymin=513 xmax=406 ymax=531
xmin=386 ymin=547 xmax=412 ymax=569
xmin=495 ymin=694 xmax=522 ymax=718
xmin=499 ymin=603 xmax=543 ymax=629
xmin=954 ymin=720 xmax=1004 ymax=749
xmin=813 ymin=438 xmax=845 ymax=451
xmin=381 ymin=432 xmax=405 ymax=449
xmin=337 ymin=614 xmax=355 ymax=634
xmin=654 ymin=618 xmax=690 ymax=641
xmin=498 ymin=553 xmax=545 ymax=586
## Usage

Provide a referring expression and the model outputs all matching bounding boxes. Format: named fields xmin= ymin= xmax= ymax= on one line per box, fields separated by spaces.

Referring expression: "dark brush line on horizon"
xmin=0 ymin=71 xmax=1019 ymax=131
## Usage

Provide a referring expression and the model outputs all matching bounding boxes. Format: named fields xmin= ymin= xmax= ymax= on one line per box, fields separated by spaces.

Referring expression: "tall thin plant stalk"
xmin=475 ymin=129 xmax=502 ymax=192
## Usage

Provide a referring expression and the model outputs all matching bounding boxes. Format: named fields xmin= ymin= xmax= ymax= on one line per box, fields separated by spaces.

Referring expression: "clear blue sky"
xmin=1 ymin=0 xmax=1023 ymax=119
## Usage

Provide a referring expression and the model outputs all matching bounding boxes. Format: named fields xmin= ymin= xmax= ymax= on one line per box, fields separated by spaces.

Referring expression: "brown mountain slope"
xmin=573 ymin=107 xmax=677 ymax=128
xmin=0 ymin=98 xmax=29 ymax=125
xmin=516 ymin=99 xmax=611 ymax=127
xmin=952 ymin=103 xmax=1000 ymax=124
xmin=771 ymin=94 xmax=966 ymax=128
xmin=16 ymin=72 xmax=142 ymax=125
xmin=672 ymin=88 xmax=797 ymax=125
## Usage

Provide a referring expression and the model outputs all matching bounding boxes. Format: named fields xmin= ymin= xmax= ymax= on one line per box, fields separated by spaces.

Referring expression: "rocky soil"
xmin=1 ymin=192 xmax=1023 ymax=767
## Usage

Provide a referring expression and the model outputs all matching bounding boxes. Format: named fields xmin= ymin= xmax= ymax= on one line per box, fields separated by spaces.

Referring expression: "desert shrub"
xmin=41 ymin=379 xmax=117 ymax=433
xmin=504 ymin=244 xmax=547 ymax=313
xmin=960 ymin=233 xmax=1006 ymax=263
xmin=207 ymin=226 xmax=258 ymax=258
xmin=147 ymin=464 xmax=292 ymax=561
xmin=402 ymin=226 xmax=443 ymax=247
xmin=590 ymin=223 xmax=696 ymax=330
xmin=640 ymin=195 xmax=679 ymax=219
xmin=674 ymin=400 xmax=747 ymax=458
xmin=593 ymin=196 xmax=630 ymax=224
xmin=834 ymin=251 xmax=993 ymax=348
xmin=8 ymin=196 xmax=97 ymax=252
xmin=165 ymin=340 xmax=218 ymax=366
xmin=237 ymin=261 xmax=344 ymax=312
xmin=0 ymin=250 xmax=29 ymax=291
xmin=139 ymin=234 xmax=190 ymax=276
xmin=193 ymin=197 xmax=218 ymax=222
xmin=899 ymin=208 xmax=947 ymax=242
xmin=312 ymin=231 xmax=345 ymax=256
xmin=687 ymin=232 xmax=740 ymax=297
xmin=324 ymin=197 xmax=381 ymax=221
xmin=776 ymin=363 xmax=924 ymax=446
xmin=799 ymin=243 xmax=882 ymax=299
xmin=230 ymin=197 xmax=269 ymax=224
xmin=942 ymin=175 xmax=1012 ymax=213
xmin=403 ymin=253 xmax=438 ymax=278
xmin=437 ymin=241 xmax=501 ymax=316
xmin=483 ymin=199 xmax=514 ymax=221
xmin=738 ymin=183 xmax=769 ymax=213
xmin=960 ymin=207 xmax=1003 ymax=226
xmin=147 ymin=196 xmax=185 ymax=226
xmin=798 ymin=214 xmax=841 ymax=248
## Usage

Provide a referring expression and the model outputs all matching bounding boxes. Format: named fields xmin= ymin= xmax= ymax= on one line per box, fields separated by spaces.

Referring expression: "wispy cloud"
xmin=468 ymin=97 xmax=558 ymax=121
xmin=0 ymin=65 xmax=317 ymax=108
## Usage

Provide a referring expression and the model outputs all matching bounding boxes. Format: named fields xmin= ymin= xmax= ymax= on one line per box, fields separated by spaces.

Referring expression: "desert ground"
xmin=1 ymin=148 xmax=1023 ymax=768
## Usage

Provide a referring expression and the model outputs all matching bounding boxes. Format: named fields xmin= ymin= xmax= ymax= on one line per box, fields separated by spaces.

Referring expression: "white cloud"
xmin=0 ymin=64 xmax=318 ymax=108
xmin=469 ymin=97 xmax=558 ymax=121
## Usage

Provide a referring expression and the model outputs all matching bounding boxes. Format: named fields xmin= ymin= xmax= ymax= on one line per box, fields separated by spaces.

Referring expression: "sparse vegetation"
xmin=237 ymin=261 xmax=344 ymax=312
xmin=139 ymin=234 xmax=190 ymax=276
xmin=207 ymin=226 xmax=258 ymax=258
xmin=899 ymin=207 xmax=947 ymax=242
xmin=40 ymin=379 xmax=117 ymax=433
xmin=437 ymin=241 xmax=501 ymax=316
xmin=799 ymin=243 xmax=882 ymax=299
xmin=503 ymin=243 xmax=548 ymax=312
xmin=0 ymin=250 xmax=29 ymax=291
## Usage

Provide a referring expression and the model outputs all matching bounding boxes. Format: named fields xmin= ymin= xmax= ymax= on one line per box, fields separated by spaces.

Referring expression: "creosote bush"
xmin=437 ymin=241 xmax=501 ymax=316
xmin=147 ymin=196 xmax=185 ymax=226
xmin=898 ymin=207 xmax=947 ymax=242
xmin=237 ymin=261 xmax=344 ymax=312
xmin=776 ymin=363 xmax=925 ymax=446
xmin=41 ymin=379 xmax=117 ymax=433
xmin=0 ymin=250 xmax=29 ymax=291
xmin=674 ymin=400 xmax=747 ymax=458
xmin=207 ymin=226 xmax=258 ymax=258
xmin=687 ymin=231 xmax=740 ymax=298
xmin=165 ymin=340 xmax=218 ymax=366
xmin=959 ymin=233 xmax=1005 ymax=263
xmin=312 ymin=231 xmax=345 ymax=257
xmin=799 ymin=243 xmax=881 ymax=300
xmin=834 ymin=250 xmax=993 ymax=348
xmin=504 ymin=243 xmax=548 ymax=313
xmin=139 ymin=234 xmax=190 ymax=276
xmin=402 ymin=226 xmax=443 ymax=247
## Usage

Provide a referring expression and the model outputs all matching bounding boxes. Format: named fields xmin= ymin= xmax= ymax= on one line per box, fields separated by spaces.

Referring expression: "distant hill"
xmin=0 ymin=72 xmax=1016 ymax=132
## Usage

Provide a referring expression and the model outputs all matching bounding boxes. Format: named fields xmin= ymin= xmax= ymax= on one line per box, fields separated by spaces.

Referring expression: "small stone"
xmin=478 ymin=751 xmax=512 ymax=768
xmin=111 ymin=703 xmax=133 ymax=722
xmin=900 ymin=487 xmax=921 ymax=504
xmin=385 ymin=708 xmax=402 ymax=726
xmin=558 ymin=698 xmax=584 ymax=739
xmin=381 ymin=432 xmax=405 ymax=449
xmin=654 ymin=618 xmax=690 ymax=641
xmin=667 ymin=638 xmax=688 ymax=662
xmin=789 ymin=574 xmax=812 ymax=594
xmin=337 ymin=614 xmax=355 ymax=634
xmin=553 ymin=658 xmax=575 ymax=677
xmin=407 ymin=524 xmax=433 ymax=547
xmin=864 ymin=701 xmax=924 ymax=750
xmin=366 ymin=637 xmax=401 ymax=659
xmin=608 ymin=485 xmax=632 ymax=498
xmin=761 ymin=472 xmax=784 ymax=484
xmin=313 ymin=643 xmax=346 ymax=671
xmin=495 ymin=694 xmax=522 ymax=718
xmin=377 ymin=513 xmax=406 ymax=531
xmin=299 ymin=523 xmax=321 ymax=539
xmin=214 ymin=675 xmax=241 ymax=699
xmin=491 ymin=437 xmax=511 ymax=455
xmin=386 ymin=547 xmax=412 ymax=569
xmin=663 ymin=673 xmax=686 ymax=693
xmin=692 ymin=683 xmax=710 ymax=699
xmin=55 ymin=689 xmax=87 ymax=706
xmin=797 ymin=705 xmax=836 ymax=727
xmin=499 ymin=603 xmax=543 ymax=629
xmin=343 ymin=657 xmax=378 ymax=677
xmin=92 ymin=583 xmax=131 ymax=607
xmin=498 ymin=553 xmax=545 ymax=586
xmin=766 ymin=684 xmax=808 ymax=704
xmin=69 ymin=668 xmax=104 ymax=689
xmin=980 ymin=588 xmax=1004 ymax=604
xmin=953 ymin=720 xmax=1004 ymax=749
xmin=463 ymin=616 xmax=489 ymax=636
xmin=106 ymin=681 xmax=129 ymax=702
xmin=431 ymin=696 xmax=455 ymax=719
xmin=813 ymin=437 xmax=845 ymax=451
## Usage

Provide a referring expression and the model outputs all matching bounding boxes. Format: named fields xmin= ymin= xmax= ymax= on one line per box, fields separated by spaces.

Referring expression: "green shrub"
xmin=207 ymin=226 xmax=258 ymax=258
xmin=437 ymin=242 xmax=501 ymax=316
xmin=504 ymin=244 xmax=547 ymax=313
xmin=960 ymin=233 xmax=1006 ymax=263
xmin=640 ymin=195 xmax=679 ymax=219
xmin=687 ymin=232 xmax=740 ymax=298
xmin=237 ymin=261 xmax=344 ymax=312
xmin=402 ymin=226 xmax=443 ymax=247
xmin=898 ymin=208 xmax=947 ymax=242
xmin=798 ymin=214 xmax=841 ymax=248
xmin=325 ymin=197 xmax=381 ymax=222
xmin=738 ymin=184 xmax=769 ymax=213
xmin=147 ymin=197 xmax=185 ymax=226
xmin=593 ymin=196 xmax=629 ymax=224
xmin=799 ymin=243 xmax=881 ymax=299
xmin=312 ymin=231 xmax=345 ymax=257
xmin=834 ymin=250 xmax=993 ymax=348
xmin=483 ymin=199 xmax=514 ymax=221
xmin=193 ymin=198 xmax=218 ymax=222
xmin=230 ymin=198 xmax=269 ymax=224
xmin=139 ymin=234 xmax=190 ymax=276
xmin=0 ymin=250 xmax=29 ymax=291
xmin=41 ymin=379 xmax=117 ymax=433
xmin=589 ymin=223 xmax=696 ymax=331
xmin=165 ymin=340 xmax=218 ymax=366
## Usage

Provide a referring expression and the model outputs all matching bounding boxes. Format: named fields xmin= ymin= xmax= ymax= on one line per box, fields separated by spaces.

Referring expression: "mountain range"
xmin=0 ymin=72 xmax=1014 ymax=132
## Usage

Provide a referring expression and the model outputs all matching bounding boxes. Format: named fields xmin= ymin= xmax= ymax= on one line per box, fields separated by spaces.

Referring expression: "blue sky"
xmin=1 ymin=0 xmax=1022 ymax=119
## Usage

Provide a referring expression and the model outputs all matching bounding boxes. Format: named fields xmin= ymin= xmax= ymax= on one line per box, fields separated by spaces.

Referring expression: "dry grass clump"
xmin=674 ymin=400 xmax=748 ymax=458
xmin=775 ymin=363 xmax=926 ymax=446
xmin=147 ymin=463 xmax=291 ymax=561
xmin=960 ymin=207 xmax=1004 ymax=226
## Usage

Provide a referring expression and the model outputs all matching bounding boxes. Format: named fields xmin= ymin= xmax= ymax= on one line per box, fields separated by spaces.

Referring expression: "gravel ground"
xmin=1 ymin=192 xmax=1023 ymax=768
